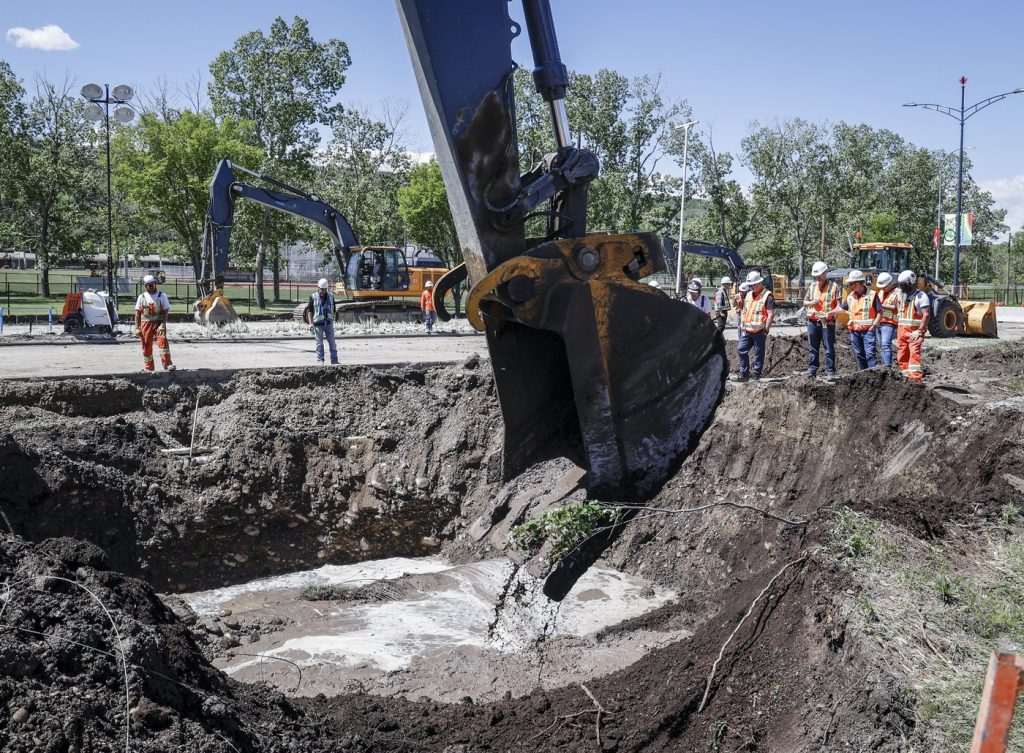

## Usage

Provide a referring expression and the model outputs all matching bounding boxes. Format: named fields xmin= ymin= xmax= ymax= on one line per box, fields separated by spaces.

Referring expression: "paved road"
xmin=0 ymin=334 xmax=489 ymax=379
xmin=2 ymin=322 xmax=1020 ymax=379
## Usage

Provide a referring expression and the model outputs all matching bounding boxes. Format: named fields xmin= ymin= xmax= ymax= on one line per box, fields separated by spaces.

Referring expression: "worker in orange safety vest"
xmin=895 ymin=270 xmax=931 ymax=382
xmin=875 ymin=272 xmax=900 ymax=367
xmin=734 ymin=270 xmax=774 ymax=382
xmin=830 ymin=269 xmax=881 ymax=370
xmin=134 ymin=274 xmax=175 ymax=372
xmin=803 ymin=260 xmax=839 ymax=379
xmin=420 ymin=280 xmax=437 ymax=333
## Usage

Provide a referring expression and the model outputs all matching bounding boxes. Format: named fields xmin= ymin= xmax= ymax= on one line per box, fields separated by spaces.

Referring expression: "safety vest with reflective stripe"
xmin=311 ymin=292 xmax=334 ymax=326
xmin=713 ymin=287 xmax=731 ymax=313
xmin=898 ymin=290 xmax=926 ymax=326
xmin=806 ymin=280 xmax=838 ymax=321
xmin=878 ymin=287 xmax=900 ymax=326
xmin=742 ymin=289 xmax=772 ymax=333
xmin=138 ymin=291 xmax=167 ymax=322
xmin=847 ymin=290 xmax=877 ymax=331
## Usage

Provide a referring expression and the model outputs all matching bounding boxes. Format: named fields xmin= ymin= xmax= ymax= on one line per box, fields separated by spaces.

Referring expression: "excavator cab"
xmin=347 ymin=247 xmax=411 ymax=295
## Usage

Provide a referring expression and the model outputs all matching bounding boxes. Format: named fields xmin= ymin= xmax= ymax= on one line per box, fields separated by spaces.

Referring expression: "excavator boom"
xmin=195 ymin=160 xmax=358 ymax=324
xmin=398 ymin=0 xmax=727 ymax=597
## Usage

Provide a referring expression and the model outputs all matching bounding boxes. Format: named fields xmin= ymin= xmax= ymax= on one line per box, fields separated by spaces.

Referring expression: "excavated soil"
xmin=2 ymin=339 xmax=1024 ymax=752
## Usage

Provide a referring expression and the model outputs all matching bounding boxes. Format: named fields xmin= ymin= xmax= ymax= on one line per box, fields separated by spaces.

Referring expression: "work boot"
xmin=752 ymin=372 xmax=762 ymax=380
xmin=166 ymin=364 xmax=176 ymax=372
xmin=732 ymin=373 xmax=749 ymax=383
xmin=824 ymin=371 xmax=837 ymax=381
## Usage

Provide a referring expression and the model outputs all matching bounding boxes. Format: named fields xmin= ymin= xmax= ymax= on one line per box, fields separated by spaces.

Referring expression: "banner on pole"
xmin=943 ymin=213 xmax=973 ymax=246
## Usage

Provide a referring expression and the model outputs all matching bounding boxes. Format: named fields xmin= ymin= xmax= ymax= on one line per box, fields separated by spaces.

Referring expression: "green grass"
xmin=509 ymin=502 xmax=624 ymax=563
xmin=828 ymin=506 xmax=1024 ymax=751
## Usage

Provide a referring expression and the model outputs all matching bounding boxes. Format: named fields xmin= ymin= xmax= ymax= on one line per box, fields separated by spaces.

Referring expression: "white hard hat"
xmin=721 ymin=276 xmax=732 ymax=285
xmin=687 ymin=279 xmax=702 ymax=292
xmin=318 ymin=278 xmax=329 ymax=290
xmin=745 ymin=270 xmax=764 ymax=285
xmin=811 ymin=261 xmax=829 ymax=277
xmin=847 ymin=269 xmax=866 ymax=284
xmin=897 ymin=270 xmax=916 ymax=284
xmin=739 ymin=282 xmax=751 ymax=292
xmin=143 ymin=274 xmax=156 ymax=285
xmin=425 ymin=280 xmax=433 ymax=288
xmin=876 ymin=272 xmax=893 ymax=287
xmin=648 ymin=279 xmax=661 ymax=289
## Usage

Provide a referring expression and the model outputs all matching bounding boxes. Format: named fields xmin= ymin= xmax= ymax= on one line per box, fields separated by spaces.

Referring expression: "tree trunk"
xmin=255 ymin=212 xmax=268 ymax=309
xmin=40 ymin=212 xmax=50 ymax=298
xmin=272 ymin=250 xmax=281 ymax=303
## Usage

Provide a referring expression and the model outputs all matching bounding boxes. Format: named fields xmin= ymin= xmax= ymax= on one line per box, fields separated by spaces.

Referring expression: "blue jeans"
xmin=738 ymin=330 xmax=766 ymax=376
xmin=877 ymin=324 xmax=896 ymax=366
xmin=806 ymin=320 xmax=836 ymax=374
xmin=423 ymin=310 xmax=436 ymax=333
xmin=314 ymin=320 xmax=338 ymax=363
xmin=849 ymin=329 xmax=877 ymax=370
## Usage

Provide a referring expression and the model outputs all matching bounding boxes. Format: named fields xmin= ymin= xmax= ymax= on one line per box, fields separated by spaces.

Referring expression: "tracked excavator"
xmin=194 ymin=159 xmax=446 ymax=324
xmin=398 ymin=0 xmax=727 ymax=596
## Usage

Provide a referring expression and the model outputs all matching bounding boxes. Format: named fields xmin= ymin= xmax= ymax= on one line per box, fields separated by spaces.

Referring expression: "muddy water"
xmin=182 ymin=556 xmax=687 ymax=702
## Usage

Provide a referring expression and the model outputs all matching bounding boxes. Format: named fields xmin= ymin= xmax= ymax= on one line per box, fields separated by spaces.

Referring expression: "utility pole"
xmin=672 ymin=120 xmax=698 ymax=297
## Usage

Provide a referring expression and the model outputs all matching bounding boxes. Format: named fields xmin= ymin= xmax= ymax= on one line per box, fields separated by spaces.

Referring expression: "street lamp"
xmin=81 ymin=83 xmax=136 ymax=307
xmin=933 ymin=147 xmax=974 ymax=280
xmin=904 ymin=78 xmax=1023 ymax=293
xmin=672 ymin=119 xmax=698 ymax=297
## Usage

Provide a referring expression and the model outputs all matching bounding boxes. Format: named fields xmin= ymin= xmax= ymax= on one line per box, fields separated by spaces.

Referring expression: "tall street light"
xmin=81 ymin=83 xmax=136 ymax=307
xmin=904 ymin=78 xmax=1023 ymax=293
xmin=672 ymin=119 xmax=698 ymax=297
xmin=933 ymin=147 xmax=974 ymax=280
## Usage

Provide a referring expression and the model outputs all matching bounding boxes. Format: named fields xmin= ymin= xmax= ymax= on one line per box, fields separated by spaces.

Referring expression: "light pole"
xmin=933 ymin=147 xmax=974 ymax=280
xmin=81 ymin=83 xmax=136 ymax=307
xmin=904 ymin=78 xmax=1023 ymax=294
xmin=672 ymin=119 xmax=698 ymax=297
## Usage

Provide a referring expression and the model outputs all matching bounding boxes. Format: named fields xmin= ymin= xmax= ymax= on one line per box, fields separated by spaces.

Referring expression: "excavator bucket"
xmin=466 ymin=234 xmax=727 ymax=498
xmin=193 ymin=289 xmax=240 ymax=325
xmin=962 ymin=300 xmax=998 ymax=337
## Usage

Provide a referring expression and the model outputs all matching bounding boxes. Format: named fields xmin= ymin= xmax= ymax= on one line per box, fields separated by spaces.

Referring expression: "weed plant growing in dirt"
xmin=828 ymin=506 xmax=1024 ymax=751
xmin=509 ymin=502 xmax=623 ymax=563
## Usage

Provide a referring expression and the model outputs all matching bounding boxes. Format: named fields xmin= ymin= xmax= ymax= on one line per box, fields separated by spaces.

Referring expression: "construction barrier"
xmin=0 ymin=306 xmax=54 ymax=334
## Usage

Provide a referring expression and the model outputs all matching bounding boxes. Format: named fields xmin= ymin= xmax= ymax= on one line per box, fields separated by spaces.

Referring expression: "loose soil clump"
xmin=2 ymin=341 xmax=1023 ymax=751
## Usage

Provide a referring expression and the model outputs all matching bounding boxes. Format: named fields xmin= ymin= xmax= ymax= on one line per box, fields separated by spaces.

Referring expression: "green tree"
xmin=208 ymin=15 xmax=351 ymax=305
xmin=316 ymin=103 xmax=411 ymax=247
xmin=397 ymin=159 xmax=458 ymax=267
xmin=21 ymin=76 xmax=103 ymax=296
xmin=0 ymin=60 xmax=28 ymax=255
xmin=111 ymin=110 xmax=261 ymax=281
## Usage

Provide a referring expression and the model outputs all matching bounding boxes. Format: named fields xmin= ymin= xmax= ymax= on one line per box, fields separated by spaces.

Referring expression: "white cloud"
xmin=980 ymin=174 xmax=1024 ymax=235
xmin=5 ymin=24 xmax=79 ymax=52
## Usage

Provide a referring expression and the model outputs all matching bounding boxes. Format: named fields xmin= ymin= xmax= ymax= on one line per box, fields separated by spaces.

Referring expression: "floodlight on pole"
xmin=903 ymin=78 xmax=1023 ymax=293
xmin=81 ymin=83 xmax=135 ymax=308
xmin=672 ymin=119 xmax=699 ymax=297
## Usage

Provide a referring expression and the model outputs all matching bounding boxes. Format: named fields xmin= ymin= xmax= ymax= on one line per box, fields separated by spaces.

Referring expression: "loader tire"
xmin=928 ymin=298 xmax=963 ymax=338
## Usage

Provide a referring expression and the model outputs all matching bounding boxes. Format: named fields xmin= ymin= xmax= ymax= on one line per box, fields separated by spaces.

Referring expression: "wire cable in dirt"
xmin=698 ymin=554 xmax=808 ymax=713
xmin=604 ymin=501 xmax=807 ymax=527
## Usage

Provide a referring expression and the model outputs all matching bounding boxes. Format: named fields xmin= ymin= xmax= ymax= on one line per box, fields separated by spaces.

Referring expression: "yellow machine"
xmin=830 ymin=242 xmax=998 ymax=337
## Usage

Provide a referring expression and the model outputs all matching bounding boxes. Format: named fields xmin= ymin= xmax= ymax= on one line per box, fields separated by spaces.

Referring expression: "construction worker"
xmin=803 ymin=261 xmax=839 ymax=379
xmin=134 ymin=274 xmax=175 ymax=372
xmin=735 ymin=270 xmax=774 ymax=382
xmin=711 ymin=276 xmax=732 ymax=333
xmin=875 ymin=272 xmax=900 ymax=367
xmin=896 ymin=270 xmax=931 ymax=382
xmin=735 ymin=282 xmax=750 ymax=328
xmin=685 ymin=278 xmax=713 ymax=316
xmin=420 ymin=280 xmax=437 ymax=333
xmin=832 ymin=270 xmax=881 ymax=370
xmin=648 ymin=279 xmax=663 ymax=291
xmin=304 ymin=278 xmax=338 ymax=364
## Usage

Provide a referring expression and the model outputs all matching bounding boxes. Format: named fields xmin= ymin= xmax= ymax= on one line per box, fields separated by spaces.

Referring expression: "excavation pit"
xmin=2 ymin=338 xmax=1023 ymax=752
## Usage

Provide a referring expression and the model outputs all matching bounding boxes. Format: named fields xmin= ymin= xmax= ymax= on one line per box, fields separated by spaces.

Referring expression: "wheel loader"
xmin=829 ymin=242 xmax=997 ymax=337
xmin=398 ymin=0 xmax=727 ymax=598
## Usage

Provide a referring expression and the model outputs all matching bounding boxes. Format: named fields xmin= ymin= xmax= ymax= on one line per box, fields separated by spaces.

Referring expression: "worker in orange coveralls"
xmin=134 ymin=274 xmax=175 ymax=372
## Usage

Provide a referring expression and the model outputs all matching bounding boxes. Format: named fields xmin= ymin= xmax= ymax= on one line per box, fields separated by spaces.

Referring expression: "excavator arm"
xmin=195 ymin=159 xmax=359 ymax=324
xmin=398 ymin=0 xmax=727 ymax=598
xmin=678 ymin=241 xmax=745 ymax=277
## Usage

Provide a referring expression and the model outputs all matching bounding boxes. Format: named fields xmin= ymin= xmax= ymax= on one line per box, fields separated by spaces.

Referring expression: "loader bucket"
xmin=962 ymin=301 xmax=998 ymax=337
xmin=193 ymin=289 xmax=240 ymax=325
xmin=468 ymin=233 xmax=727 ymax=500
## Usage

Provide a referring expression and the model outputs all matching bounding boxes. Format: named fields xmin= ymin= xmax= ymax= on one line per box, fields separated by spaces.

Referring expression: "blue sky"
xmin=4 ymin=1 xmax=1024 ymax=231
